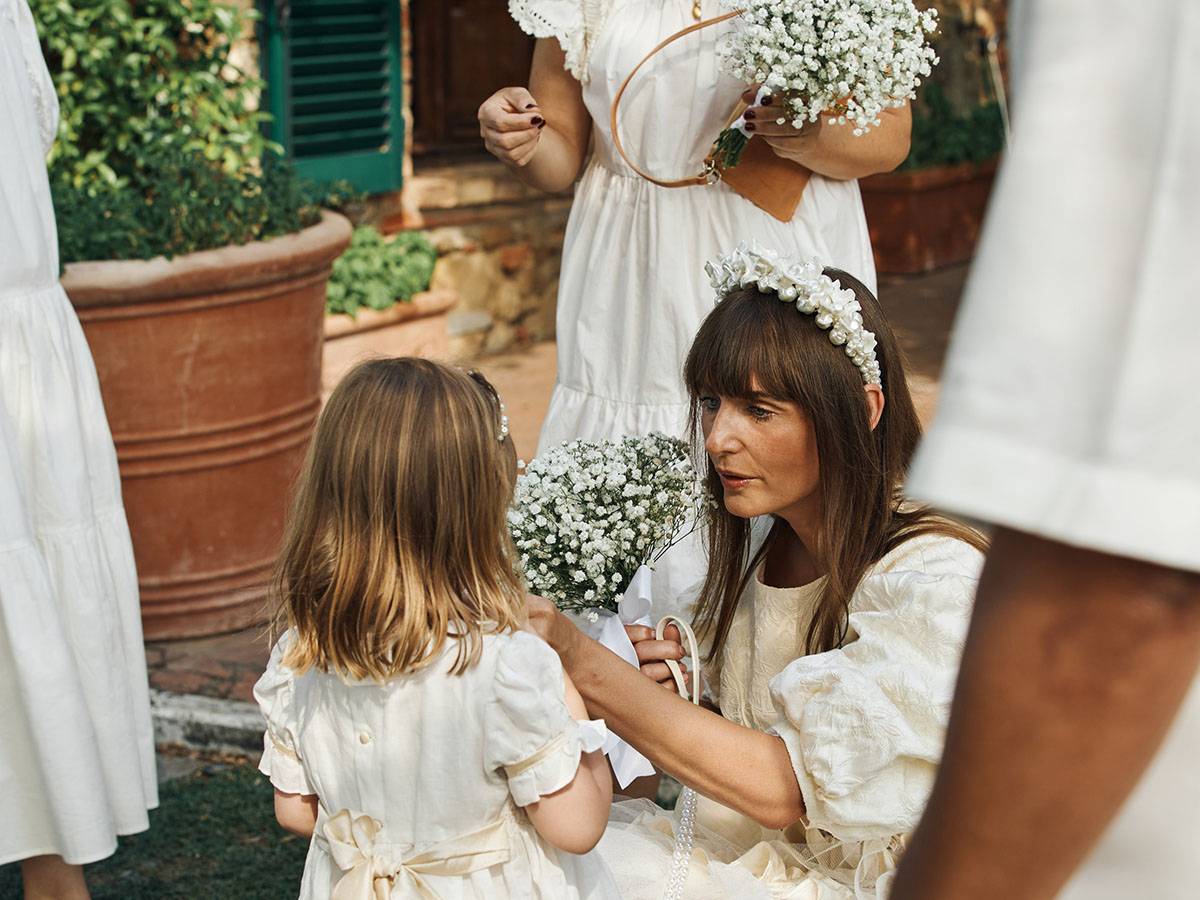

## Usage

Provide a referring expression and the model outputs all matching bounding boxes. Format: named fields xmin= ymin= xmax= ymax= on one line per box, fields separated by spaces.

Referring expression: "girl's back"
xmin=252 ymin=358 xmax=617 ymax=898
xmin=257 ymin=628 xmax=616 ymax=898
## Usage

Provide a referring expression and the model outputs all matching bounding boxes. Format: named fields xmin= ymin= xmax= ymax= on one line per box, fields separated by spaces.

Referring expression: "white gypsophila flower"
xmin=717 ymin=0 xmax=938 ymax=136
xmin=508 ymin=433 xmax=704 ymax=615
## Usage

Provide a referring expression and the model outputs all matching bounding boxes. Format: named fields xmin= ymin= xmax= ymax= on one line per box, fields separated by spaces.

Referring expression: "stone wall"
xmin=376 ymin=161 xmax=571 ymax=359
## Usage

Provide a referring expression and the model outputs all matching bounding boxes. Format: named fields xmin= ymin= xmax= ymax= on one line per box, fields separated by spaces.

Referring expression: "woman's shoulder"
xmin=872 ymin=530 xmax=986 ymax=580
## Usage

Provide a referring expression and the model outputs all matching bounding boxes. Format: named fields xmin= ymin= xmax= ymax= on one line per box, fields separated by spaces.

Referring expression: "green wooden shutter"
xmin=263 ymin=1 xmax=405 ymax=194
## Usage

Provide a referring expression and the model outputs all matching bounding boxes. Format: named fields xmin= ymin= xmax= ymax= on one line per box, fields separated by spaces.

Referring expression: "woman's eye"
xmin=698 ymin=396 xmax=719 ymax=412
xmin=747 ymin=405 xmax=773 ymax=421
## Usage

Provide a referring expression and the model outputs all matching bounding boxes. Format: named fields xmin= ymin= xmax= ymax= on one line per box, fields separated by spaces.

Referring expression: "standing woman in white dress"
xmin=480 ymin=0 xmax=910 ymax=614
xmin=0 ymin=1 xmax=158 ymax=896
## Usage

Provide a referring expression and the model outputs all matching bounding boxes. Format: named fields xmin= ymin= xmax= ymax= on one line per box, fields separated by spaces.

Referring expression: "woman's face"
xmin=699 ymin=378 xmax=820 ymax=522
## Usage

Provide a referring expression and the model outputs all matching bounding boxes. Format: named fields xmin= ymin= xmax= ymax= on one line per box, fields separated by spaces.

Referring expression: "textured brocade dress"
xmin=596 ymin=533 xmax=983 ymax=899
xmin=0 ymin=0 xmax=157 ymax=866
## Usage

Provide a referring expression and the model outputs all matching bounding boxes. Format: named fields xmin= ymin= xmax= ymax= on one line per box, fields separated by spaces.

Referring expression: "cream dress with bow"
xmin=255 ymin=630 xmax=620 ymax=899
xmin=597 ymin=531 xmax=983 ymax=899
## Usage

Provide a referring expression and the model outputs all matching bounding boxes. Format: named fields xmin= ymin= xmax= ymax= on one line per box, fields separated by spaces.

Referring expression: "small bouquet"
xmin=712 ymin=0 xmax=940 ymax=168
xmin=509 ymin=433 xmax=702 ymax=616
xmin=509 ymin=433 xmax=703 ymax=786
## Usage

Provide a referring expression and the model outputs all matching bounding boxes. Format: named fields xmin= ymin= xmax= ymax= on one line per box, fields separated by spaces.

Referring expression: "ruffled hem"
xmin=506 ymin=717 xmax=607 ymax=808
xmin=0 ymin=510 xmax=157 ymax=865
xmin=259 ymin=731 xmax=316 ymax=797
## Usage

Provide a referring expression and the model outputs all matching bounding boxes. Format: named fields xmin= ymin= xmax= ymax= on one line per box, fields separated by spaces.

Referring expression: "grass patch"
xmin=0 ymin=764 xmax=307 ymax=899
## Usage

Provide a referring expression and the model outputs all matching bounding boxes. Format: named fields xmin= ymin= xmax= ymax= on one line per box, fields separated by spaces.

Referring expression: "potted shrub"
xmin=860 ymin=0 xmax=1007 ymax=274
xmin=322 ymin=226 xmax=458 ymax=394
xmin=35 ymin=0 xmax=351 ymax=639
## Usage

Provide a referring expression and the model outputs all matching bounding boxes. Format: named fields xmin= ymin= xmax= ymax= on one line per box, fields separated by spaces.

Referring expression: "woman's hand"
xmin=478 ymin=86 xmax=545 ymax=168
xmin=625 ymin=623 xmax=693 ymax=694
xmin=525 ymin=594 xmax=587 ymax=665
xmin=740 ymin=88 xmax=819 ymax=160
xmin=740 ymin=88 xmax=912 ymax=179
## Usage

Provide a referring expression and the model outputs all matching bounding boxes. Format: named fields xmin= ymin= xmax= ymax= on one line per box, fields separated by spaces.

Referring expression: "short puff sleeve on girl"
xmin=253 ymin=631 xmax=315 ymax=796
xmin=768 ymin=536 xmax=984 ymax=842
xmin=484 ymin=631 xmax=607 ymax=807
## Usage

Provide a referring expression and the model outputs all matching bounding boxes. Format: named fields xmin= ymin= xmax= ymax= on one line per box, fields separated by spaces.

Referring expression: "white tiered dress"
xmin=255 ymin=630 xmax=621 ymax=899
xmin=0 ymin=0 xmax=157 ymax=866
xmin=596 ymin=532 xmax=984 ymax=899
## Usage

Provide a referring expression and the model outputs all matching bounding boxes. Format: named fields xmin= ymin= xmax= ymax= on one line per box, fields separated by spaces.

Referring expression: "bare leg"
xmin=890 ymin=529 xmax=1200 ymax=899
xmin=20 ymin=855 xmax=90 ymax=900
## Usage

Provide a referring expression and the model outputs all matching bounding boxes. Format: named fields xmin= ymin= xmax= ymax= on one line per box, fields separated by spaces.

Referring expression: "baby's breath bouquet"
xmin=508 ymin=433 xmax=702 ymax=616
xmin=712 ymin=0 xmax=940 ymax=168
xmin=509 ymin=433 xmax=703 ymax=786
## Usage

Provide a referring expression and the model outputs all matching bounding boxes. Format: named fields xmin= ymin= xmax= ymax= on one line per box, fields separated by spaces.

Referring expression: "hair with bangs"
xmin=685 ymin=268 xmax=985 ymax=662
xmin=271 ymin=357 xmax=525 ymax=680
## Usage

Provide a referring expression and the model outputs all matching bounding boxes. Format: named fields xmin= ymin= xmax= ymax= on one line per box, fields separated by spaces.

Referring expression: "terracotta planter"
xmin=322 ymin=289 xmax=459 ymax=395
xmin=860 ymin=159 xmax=999 ymax=275
xmin=63 ymin=211 xmax=353 ymax=640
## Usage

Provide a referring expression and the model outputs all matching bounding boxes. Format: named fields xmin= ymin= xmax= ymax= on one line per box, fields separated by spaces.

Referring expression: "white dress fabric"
xmin=511 ymin=0 xmax=877 ymax=619
xmin=254 ymin=630 xmax=621 ymax=899
xmin=596 ymin=533 xmax=984 ymax=899
xmin=906 ymin=2 xmax=1200 ymax=895
xmin=0 ymin=0 xmax=157 ymax=866
xmin=511 ymin=0 xmax=876 ymax=446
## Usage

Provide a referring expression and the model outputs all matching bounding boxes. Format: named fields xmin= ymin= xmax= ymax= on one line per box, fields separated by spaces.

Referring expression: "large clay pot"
xmin=62 ymin=211 xmax=352 ymax=640
xmin=322 ymin=288 xmax=459 ymax=396
xmin=860 ymin=159 xmax=999 ymax=275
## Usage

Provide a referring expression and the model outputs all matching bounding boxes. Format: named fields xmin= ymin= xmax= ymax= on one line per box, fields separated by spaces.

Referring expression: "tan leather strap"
xmin=656 ymin=615 xmax=701 ymax=704
xmin=609 ymin=10 xmax=741 ymax=188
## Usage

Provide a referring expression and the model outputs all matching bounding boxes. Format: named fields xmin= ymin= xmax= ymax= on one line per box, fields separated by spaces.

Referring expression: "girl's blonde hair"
xmin=272 ymin=357 xmax=525 ymax=679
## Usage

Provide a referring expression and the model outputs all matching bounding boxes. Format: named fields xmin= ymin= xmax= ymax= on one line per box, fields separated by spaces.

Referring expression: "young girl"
xmin=253 ymin=358 xmax=619 ymax=899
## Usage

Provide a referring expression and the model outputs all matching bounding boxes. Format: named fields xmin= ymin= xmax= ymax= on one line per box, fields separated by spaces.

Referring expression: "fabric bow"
xmin=323 ymin=809 xmax=511 ymax=900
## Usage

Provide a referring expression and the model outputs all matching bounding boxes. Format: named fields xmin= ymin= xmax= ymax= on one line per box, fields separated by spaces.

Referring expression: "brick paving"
xmin=144 ymin=264 xmax=969 ymax=704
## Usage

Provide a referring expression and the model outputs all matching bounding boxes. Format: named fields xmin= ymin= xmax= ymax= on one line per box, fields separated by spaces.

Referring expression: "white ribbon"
xmin=576 ymin=564 xmax=657 ymax=788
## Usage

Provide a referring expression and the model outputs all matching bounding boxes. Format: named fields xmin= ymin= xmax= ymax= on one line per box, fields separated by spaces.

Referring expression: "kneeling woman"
xmin=529 ymin=245 xmax=986 ymax=898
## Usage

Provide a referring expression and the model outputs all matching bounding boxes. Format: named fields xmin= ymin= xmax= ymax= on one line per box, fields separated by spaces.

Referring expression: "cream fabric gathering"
xmin=705 ymin=243 xmax=883 ymax=386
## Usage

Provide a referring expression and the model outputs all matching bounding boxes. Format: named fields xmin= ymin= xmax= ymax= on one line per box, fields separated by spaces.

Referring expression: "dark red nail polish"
xmin=744 ymin=109 xmax=756 ymax=120
xmin=760 ymin=94 xmax=773 ymax=106
xmin=745 ymin=122 xmax=756 ymax=132
xmin=531 ymin=116 xmax=545 ymax=127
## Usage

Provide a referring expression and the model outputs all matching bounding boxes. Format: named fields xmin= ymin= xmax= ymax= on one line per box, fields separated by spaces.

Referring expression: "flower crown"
xmin=705 ymin=243 xmax=882 ymax=386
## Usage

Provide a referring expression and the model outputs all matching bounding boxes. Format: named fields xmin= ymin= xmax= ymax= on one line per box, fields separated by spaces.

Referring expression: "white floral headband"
xmin=705 ymin=243 xmax=882 ymax=386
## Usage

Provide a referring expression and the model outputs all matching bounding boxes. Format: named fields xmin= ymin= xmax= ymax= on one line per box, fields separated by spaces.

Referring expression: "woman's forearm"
xmin=767 ymin=104 xmax=911 ymax=180
xmin=564 ymin=636 xmax=805 ymax=829
xmin=506 ymin=124 xmax=589 ymax=194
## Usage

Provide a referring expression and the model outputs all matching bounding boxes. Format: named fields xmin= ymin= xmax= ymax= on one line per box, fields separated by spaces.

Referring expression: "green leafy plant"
xmin=325 ymin=227 xmax=437 ymax=318
xmin=53 ymin=148 xmax=323 ymax=263
xmin=902 ymin=83 xmax=1004 ymax=169
xmin=31 ymin=0 xmax=270 ymax=189
xmin=902 ymin=0 xmax=1006 ymax=170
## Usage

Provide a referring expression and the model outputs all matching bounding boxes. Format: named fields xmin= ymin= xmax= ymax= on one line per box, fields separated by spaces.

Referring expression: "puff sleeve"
xmin=484 ymin=631 xmax=607 ymax=807
xmin=252 ymin=632 xmax=315 ymax=796
xmin=768 ymin=537 xmax=984 ymax=842
xmin=508 ymin=0 xmax=613 ymax=82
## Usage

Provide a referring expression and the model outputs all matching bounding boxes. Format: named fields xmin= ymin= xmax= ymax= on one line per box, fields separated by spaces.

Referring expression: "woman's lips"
xmin=718 ymin=470 xmax=756 ymax=490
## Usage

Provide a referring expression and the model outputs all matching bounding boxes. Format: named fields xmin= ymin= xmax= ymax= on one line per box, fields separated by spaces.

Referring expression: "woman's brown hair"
xmin=271 ymin=357 xmax=525 ymax=680
xmin=684 ymin=268 xmax=986 ymax=663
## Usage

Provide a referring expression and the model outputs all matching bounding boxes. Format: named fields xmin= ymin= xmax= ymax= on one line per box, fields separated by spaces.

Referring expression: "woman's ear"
xmin=864 ymin=383 xmax=885 ymax=431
